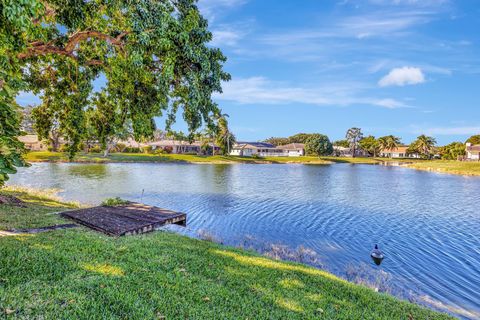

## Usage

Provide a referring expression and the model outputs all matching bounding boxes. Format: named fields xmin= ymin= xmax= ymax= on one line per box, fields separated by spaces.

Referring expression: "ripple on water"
xmin=8 ymin=162 xmax=480 ymax=319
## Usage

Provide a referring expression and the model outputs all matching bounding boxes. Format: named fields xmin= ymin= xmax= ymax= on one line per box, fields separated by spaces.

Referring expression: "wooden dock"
xmin=60 ymin=202 xmax=186 ymax=236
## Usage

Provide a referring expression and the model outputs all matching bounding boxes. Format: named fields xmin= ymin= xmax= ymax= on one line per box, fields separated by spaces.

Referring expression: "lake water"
xmin=8 ymin=162 xmax=480 ymax=319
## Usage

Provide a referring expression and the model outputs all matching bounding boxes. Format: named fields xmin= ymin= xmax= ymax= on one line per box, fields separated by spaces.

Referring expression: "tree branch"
xmin=17 ymin=31 xmax=129 ymax=61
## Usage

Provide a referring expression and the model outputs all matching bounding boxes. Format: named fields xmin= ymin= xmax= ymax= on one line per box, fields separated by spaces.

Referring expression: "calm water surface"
xmin=9 ymin=162 xmax=480 ymax=319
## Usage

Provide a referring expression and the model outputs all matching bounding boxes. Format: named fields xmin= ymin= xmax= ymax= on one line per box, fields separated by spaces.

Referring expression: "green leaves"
xmin=0 ymin=0 xmax=229 ymax=185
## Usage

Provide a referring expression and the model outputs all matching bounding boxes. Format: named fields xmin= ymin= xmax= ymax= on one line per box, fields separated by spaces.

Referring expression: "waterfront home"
xmin=230 ymin=142 xmax=285 ymax=157
xmin=380 ymin=146 xmax=420 ymax=158
xmin=333 ymin=146 xmax=366 ymax=157
xmin=466 ymin=143 xmax=480 ymax=160
xmin=148 ymin=140 xmax=218 ymax=155
xmin=18 ymin=135 xmax=48 ymax=151
xmin=275 ymin=143 xmax=305 ymax=157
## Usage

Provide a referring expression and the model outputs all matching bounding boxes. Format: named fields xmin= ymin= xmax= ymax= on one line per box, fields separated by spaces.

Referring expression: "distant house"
xmin=230 ymin=142 xmax=285 ymax=157
xmin=148 ymin=140 xmax=218 ymax=155
xmin=333 ymin=146 xmax=366 ymax=157
xmin=466 ymin=143 xmax=480 ymax=160
xmin=18 ymin=135 xmax=48 ymax=151
xmin=276 ymin=143 xmax=305 ymax=157
xmin=380 ymin=146 xmax=419 ymax=158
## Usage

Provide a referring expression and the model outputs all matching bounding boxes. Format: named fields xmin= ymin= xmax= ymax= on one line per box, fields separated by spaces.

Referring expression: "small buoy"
xmin=371 ymin=244 xmax=384 ymax=266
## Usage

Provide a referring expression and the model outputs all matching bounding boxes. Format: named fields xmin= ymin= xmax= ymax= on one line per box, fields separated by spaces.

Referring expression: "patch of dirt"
xmin=0 ymin=195 xmax=26 ymax=207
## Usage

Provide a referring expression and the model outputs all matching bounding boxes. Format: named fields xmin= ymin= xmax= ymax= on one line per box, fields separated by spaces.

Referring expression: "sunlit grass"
xmin=0 ymin=188 xmax=455 ymax=319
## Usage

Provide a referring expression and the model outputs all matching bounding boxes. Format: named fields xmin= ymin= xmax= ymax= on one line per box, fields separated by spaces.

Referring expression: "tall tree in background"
xmin=439 ymin=142 xmax=466 ymax=160
xmin=466 ymin=135 xmax=480 ymax=145
xmin=264 ymin=137 xmax=290 ymax=146
xmin=359 ymin=136 xmax=381 ymax=157
xmin=333 ymin=139 xmax=350 ymax=148
xmin=215 ymin=116 xmax=236 ymax=155
xmin=378 ymin=135 xmax=401 ymax=157
xmin=345 ymin=128 xmax=363 ymax=157
xmin=0 ymin=0 xmax=229 ymax=185
xmin=409 ymin=135 xmax=437 ymax=159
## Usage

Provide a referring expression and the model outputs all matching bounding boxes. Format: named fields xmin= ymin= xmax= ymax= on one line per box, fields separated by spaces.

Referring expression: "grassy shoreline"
xmin=0 ymin=187 xmax=453 ymax=319
xmin=24 ymin=151 xmax=480 ymax=176
xmin=25 ymin=151 xmax=411 ymax=165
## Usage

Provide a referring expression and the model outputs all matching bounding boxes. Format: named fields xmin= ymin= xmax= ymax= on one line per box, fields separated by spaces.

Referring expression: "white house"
xmin=466 ymin=143 xmax=480 ymax=160
xmin=148 ymin=140 xmax=218 ymax=155
xmin=276 ymin=143 xmax=305 ymax=157
xmin=380 ymin=146 xmax=420 ymax=158
xmin=230 ymin=142 xmax=284 ymax=157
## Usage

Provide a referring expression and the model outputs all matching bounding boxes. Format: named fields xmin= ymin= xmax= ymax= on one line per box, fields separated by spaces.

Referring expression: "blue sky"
xmin=198 ymin=0 xmax=480 ymax=144
xmin=17 ymin=0 xmax=480 ymax=145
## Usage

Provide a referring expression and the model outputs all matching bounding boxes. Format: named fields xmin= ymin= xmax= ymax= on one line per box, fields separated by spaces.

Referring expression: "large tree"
xmin=408 ymin=134 xmax=437 ymax=159
xmin=466 ymin=135 xmax=480 ymax=145
xmin=345 ymin=127 xmax=363 ymax=157
xmin=359 ymin=136 xmax=381 ymax=157
xmin=305 ymin=134 xmax=333 ymax=156
xmin=215 ymin=116 xmax=235 ymax=155
xmin=378 ymin=135 xmax=401 ymax=157
xmin=439 ymin=142 xmax=466 ymax=160
xmin=0 ymin=0 xmax=229 ymax=185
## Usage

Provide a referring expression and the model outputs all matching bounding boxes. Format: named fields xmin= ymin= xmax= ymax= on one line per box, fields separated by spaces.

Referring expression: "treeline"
xmin=266 ymin=129 xmax=480 ymax=160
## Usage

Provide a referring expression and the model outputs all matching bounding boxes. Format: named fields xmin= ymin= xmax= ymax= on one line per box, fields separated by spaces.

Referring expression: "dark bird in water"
xmin=371 ymin=244 xmax=384 ymax=266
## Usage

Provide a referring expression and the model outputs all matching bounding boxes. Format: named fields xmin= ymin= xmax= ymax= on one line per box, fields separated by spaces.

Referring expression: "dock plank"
xmin=60 ymin=202 xmax=186 ymax=236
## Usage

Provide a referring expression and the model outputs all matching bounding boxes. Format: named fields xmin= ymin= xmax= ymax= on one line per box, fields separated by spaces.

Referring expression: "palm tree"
xmin=215 ymin=116 xmax=236 ymax=155
xmin=411 ymin=134 xmax=436 ymax=158
xmin=345 ymin=127 xmax=363 ymax=157
xmin=378 ymin=135 xmax=401 ymax=158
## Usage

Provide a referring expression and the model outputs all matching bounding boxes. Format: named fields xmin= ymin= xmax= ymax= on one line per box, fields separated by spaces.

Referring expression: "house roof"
xmin=18 ymin=135 xmax=41 ymax=144
xmin=148 ymin=140 xmax=204 ymax=147
xmin=276 ymin=143 xmax=305 ymax=150
xmin=233 ymin=142 xmax=277 ymax=149
xmin=381 ymin=146 xmax=410 ymax=153
xmin=466 ymin=145 xmax=480 ymax=152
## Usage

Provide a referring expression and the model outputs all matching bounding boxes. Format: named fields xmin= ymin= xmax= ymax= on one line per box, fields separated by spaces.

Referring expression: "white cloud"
xmin=373 ymin=98 xmax=408 ymax=108
xmin=378 ymin=66 xmax=425 ymax=87
xmin=211 ymin=30 xmax=244 ymax=46
xmin=215 ymin=76 xmax=407 ymax=109
xmin=198 ymin=0 xmax=247 ymax=22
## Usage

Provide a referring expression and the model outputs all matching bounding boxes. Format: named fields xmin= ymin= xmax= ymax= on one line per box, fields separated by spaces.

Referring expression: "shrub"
xmin=115 ymin=143 xmax=127 ymax=153
xmin=89 ymin=145 xmax=102 ymax=153
xmin=101 ymin=197 xmax=129 ymax=206
xmin=124 ymin=147 xmax=141 ymax=153
xmin=251 ymin=154 xmax=264 ymax=159
xmin=163 ymin=146 xmax=173 ymax=154
xmin=59 ymin=144 xmax=68 ymax=152
xmin=142 ymin=146 xmax=153 ymax=154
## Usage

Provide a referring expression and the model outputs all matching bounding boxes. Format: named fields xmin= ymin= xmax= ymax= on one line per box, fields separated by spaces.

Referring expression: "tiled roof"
xmin=276 ymin=143 xmax=305 ymax=150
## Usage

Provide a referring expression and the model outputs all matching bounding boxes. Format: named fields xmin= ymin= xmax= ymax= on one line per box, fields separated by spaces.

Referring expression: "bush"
xmin=251 ymin=154 xmax=264 ymax=159
xmin=142 ymin=146 xmax=153 ymax=154
xmin=124 ymin=147 xmax=141 ymax=153
xmin=101 ymin=197 xmax=130 ymax=206
xmin=59 ymin=144 xmax=68 ymax=152
xmin=89 ymin=145 xmax=102 ymax=153
xmin=115 ymin=143 xmax=127 ymax=153
xmin=163 ymin=146 xmax=173 ymax=154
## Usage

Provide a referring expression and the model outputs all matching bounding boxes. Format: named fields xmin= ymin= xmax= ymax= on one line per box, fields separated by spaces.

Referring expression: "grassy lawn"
xmin=405 ymin=160 xmax=480 ymax=176
xmin=0 ymin=188 xmax=452 ymax=319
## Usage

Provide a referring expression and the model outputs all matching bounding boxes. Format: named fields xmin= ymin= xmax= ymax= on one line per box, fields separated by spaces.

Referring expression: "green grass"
xmin=0 ymin=188 xmax=452 ymax=319
xmin=405 ymin=160 xmax=480 ymax=176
